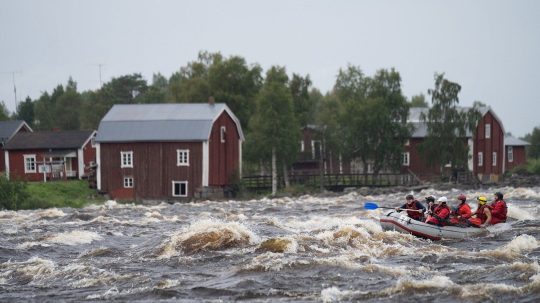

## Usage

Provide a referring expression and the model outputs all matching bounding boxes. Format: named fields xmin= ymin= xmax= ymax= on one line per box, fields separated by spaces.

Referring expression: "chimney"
xmin=208 ymin=96 xmax=215 ymax=106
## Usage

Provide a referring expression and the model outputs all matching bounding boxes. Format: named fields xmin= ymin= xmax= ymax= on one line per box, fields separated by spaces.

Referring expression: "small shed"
xmin=4 ymin=130 xmax=96 ymax=181
xmin=94 ymin=103 xmax=244 ymax=200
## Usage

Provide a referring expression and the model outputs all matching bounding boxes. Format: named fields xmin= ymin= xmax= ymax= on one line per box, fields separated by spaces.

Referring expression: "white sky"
xmin=1 ymin=0 xmax=539 ymax=137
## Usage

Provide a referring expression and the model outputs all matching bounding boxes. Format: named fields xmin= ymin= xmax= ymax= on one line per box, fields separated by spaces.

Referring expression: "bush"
xmin=527 ymin=159 xmax=540 ymax=175
xmin=0 ymin=175 xmax=30 ymax=210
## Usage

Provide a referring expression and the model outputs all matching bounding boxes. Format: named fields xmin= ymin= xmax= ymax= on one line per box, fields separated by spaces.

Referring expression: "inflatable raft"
xmin=379 ymin=210 xmax=487 ymax=240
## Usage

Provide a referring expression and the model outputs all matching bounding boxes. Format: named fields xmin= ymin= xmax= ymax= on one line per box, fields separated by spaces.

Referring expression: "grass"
xmin=23 ymin=180 xmax=105 ymax=209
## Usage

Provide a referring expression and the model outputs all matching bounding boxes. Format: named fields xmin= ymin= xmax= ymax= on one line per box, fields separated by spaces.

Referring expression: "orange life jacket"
xmin=456 ymin=202 xmax=472 ymax=219
xmin=426 ymin=204 xmax=451 ymax=226
xmin=405 ymin=201 xmax=423 ymax=220
xmin=490 ymin=200 xmax=507 ymax=224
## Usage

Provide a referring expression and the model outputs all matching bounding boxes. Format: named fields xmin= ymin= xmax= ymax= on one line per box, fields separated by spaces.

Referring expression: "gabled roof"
xmin=408 ymin=106 xmax=501 ymax=138
xmin=4 ymin=130 xmax=96 ymax=150
xmin=505 ymin=136 xmax=530 ymax=146
xmin=0 ymin=120 xmax=32 ymax=144
xmin=95 ymin=103 xmax=244 ymax=143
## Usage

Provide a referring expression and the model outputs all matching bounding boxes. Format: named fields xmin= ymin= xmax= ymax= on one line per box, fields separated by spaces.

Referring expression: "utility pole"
xmin=12 ymin=71 xmax=21 ymax=110
xmin=97 ymin=64 xmax=104 ymax=87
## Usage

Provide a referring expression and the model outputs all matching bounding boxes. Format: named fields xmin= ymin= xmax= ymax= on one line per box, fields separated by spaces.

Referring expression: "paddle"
xmin=363 ymin=202 xmax=423 ymax=212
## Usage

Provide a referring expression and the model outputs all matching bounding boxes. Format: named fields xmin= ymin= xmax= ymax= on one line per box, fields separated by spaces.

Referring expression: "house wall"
xmin=99 ymin=142 xmax=202 ymax=200
xmin=7 ymin=149 xmax=77 ymax=182
xmin=473 ymin=111 xmax=504 ymax=181
xmin=506 ymin=145 xmax=527 ymax=171
xmin=208 ymin=111 xmax=241 ymax=186
xmin=82 ymin=140 xmax=96 ymax=176
xmin=1 ymin=125 xmax=30 ymax=173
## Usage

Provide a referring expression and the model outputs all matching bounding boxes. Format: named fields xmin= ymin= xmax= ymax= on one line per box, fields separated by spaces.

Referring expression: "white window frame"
xmin=485 ymin=123 xmax=491 ymax=139
xmin=300 ymin=140 xmax=305 ymax=152
xmin=478 ymin=152 xmax=483 ymax=167
xmin=507 ymin=146 xmax=513 ymax=162
xmin=120 ymin=151 xmax=133 ymax=168
xmin=24 ymin=154 xmax=37 ymax=173
xmin=220 ymin=126 xmax=226 ymax=143
xmin=402 ymin=152 xmax=410 ymax=166
xmin=404 ymin=139 xmax=410 ymax=146
xmin=177 ymin=149 xmax=189 ymax=166
xmin=172 ymin=181 xmax=188 ymax=197
xmin=492 ymin=152 xmax=497 ymax=167
xmin=123 ymin=176 xmax=133 ymax=188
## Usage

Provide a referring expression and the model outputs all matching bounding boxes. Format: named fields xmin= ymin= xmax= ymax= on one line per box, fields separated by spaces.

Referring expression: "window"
xmin=312 ymin=140 xmax=322 ymax=159
xmin=404 ymin=139 xmax=410 ymax=146
xmin=485 ymin=124 xmax=491 ymax=139
xmin=478 ymin=152 xmax=483 ymax=167
xmin=508 ymin=146 xmax=513 ymax=162
xmin=120 ymin=151 xmax=133 ymax=168
xmin=220 ymin=126 xmax=226 ymax=143
xmin=123 ymin=177 xmax=133 ymax=188
xmin=401 ymin=152 xmax=410 ymax=166
xmin=91 ymin=137 xmax=96 ymax=148
xmin=177 ymin=149 xmax=189 ymax=166
xmin=492 ymin=152 xmax=497 ymax=167
xmin=172 ymin=181 xmax=188 ymax=197
xmin=24 ymin=155 xmax=36 ymax=173
xmin=300 ymin=140 xmax=305 ymax=152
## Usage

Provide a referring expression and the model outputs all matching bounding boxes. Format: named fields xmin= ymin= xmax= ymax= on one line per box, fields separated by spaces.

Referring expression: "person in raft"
xmin=425 ymin=196 xmax=451 ymax=226
xmin=490 ymin=191 xmax=508 ymax=224
xmin=395 ymin=194 xmax=426 ymax=221
xmin=468 ymin=196 xmax=492 ymax=228
xmin=449 ymin=194 xmax=472 ymax=226
xmin=424 ymin=195 xmax=437 ymax=213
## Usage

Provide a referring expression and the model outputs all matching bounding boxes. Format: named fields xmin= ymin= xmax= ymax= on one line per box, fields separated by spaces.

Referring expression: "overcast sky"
xmin=1 ymin=0 xmax=539 ymax=137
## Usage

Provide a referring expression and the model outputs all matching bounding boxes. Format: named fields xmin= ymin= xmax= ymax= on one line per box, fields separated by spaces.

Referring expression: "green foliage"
xmin=0 ymin=101 xmax=10 ymax=121
xmin=410 ymin=94 xmax=428 ymax=107
xmin=420 ymin=73 xmax=480 ymax=174
xmin=332 ymin=66 xmax=410 ymax=174
xmin=290 ymin=74 xmax=314 ymax=127
xmin=527 ymin=159 xmax=540 ymax=175
xmin=525 ymin=127 xmax=540 ymax=159
xmin=15 ymin=97 xmax=34 ymax=127
xmin=0 ymin=175 xmax=29 ymax=210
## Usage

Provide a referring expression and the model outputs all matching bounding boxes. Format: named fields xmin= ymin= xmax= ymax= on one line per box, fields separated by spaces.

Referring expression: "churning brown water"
xmin=1 ymin=186 xmax=539 ymax=302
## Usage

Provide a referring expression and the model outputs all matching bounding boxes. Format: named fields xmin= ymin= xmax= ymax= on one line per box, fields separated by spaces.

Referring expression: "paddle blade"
xmin=364 ymin=202 xmax=379 ymax=210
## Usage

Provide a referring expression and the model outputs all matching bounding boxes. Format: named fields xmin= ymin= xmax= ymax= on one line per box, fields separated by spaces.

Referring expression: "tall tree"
xmin=526 ymin=127 xmax=540 ymax=159
xmin=420 ymin=73 xmax=480 ymax=178
xmin=15 ymin=97 xmax=34 ymax=127
xmin=0 ymin=101 xmax=9 ymax=121
xmin=245 ymin=66 xmax=299 ymax=195
xmin=290 ymin=74 xmax=313 ymax=127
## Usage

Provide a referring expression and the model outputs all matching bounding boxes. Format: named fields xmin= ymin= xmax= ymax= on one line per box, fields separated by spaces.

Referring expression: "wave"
xmin=156 ymin=219 xmax=258 ymax=258
xmin=16 ymin=230 xmax=102 ymax=249
xmin=257 ymin=237 xmax=298 ymax=253
xmin=480 ymin=234 xmax=539 ymax=260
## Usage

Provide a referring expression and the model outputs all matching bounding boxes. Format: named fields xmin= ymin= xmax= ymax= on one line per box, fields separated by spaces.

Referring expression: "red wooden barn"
xmin=4 ymin=130 xmax=96 ymax=181
xmin=95 ymin=103 xmax=244 ymax=200
xmin=1 ymin=120 xmax=32 ymax=173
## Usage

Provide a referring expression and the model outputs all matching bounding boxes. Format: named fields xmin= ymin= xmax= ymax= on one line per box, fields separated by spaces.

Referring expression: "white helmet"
xmin=437 ymin=196 xmax=448 ymax=203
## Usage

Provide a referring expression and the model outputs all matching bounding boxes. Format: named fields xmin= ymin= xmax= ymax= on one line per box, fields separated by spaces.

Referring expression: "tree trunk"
xmin=283 ymin=163 xmax=290 ymax=188
xmin=272 ymin=147 xmax=277 ymax=196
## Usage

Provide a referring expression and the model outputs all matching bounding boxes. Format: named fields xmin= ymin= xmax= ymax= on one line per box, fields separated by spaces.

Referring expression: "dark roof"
xmin=4 ymin=130 xmax=95 ymax=150
xmin=0 ymin=120 xmax=32 ymax=144
xmin=95 ymin=103 xmax=244 ymax=143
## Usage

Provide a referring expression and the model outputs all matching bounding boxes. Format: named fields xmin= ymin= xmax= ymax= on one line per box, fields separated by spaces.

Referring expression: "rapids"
xmin=1 ymin=186 xmax=539 ymax=302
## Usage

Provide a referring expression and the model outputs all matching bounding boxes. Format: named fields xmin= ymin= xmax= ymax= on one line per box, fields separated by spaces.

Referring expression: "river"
xmin=1 ymin=186 xmax=539 ymax=302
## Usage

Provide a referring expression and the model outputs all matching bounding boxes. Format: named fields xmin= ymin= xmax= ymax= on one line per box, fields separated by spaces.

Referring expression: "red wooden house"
xmin=4 ymin=130 xmax=96 ymax=181
xmin=403 ymin=107 xmax=528 ymax=182
xmin=95 ymin=103 xmax=244 ymax=200
xmin=1 ymin=120 xmax=32 ymax=173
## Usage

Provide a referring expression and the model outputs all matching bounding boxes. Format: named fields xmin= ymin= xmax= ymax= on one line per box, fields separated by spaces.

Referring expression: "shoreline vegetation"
xmin=1 ymin=172 xmax=539 ymax=211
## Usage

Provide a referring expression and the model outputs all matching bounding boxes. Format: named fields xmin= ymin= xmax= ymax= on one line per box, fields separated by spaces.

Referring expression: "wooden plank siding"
xmin=100 ymin=142 xmax=203 ymax=200
xmin=473 ymin=111 xmax=504 ymax=180
xmin=506 ymin=145 xmax=527 ymax=171
xmin=209 ymin=111 xmax=241 ymax=186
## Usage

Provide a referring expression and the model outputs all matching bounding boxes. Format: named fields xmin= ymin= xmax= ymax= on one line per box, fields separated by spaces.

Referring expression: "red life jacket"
xmin=490 ymin=200 xmax=507 ymax=224
xmin=405 ymin=201 xmax=423 ymax=220
xmin=426 ymin=205 xmax=451 ymax=226
xmin=456 ymin=203 xmax=472 ymax=219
